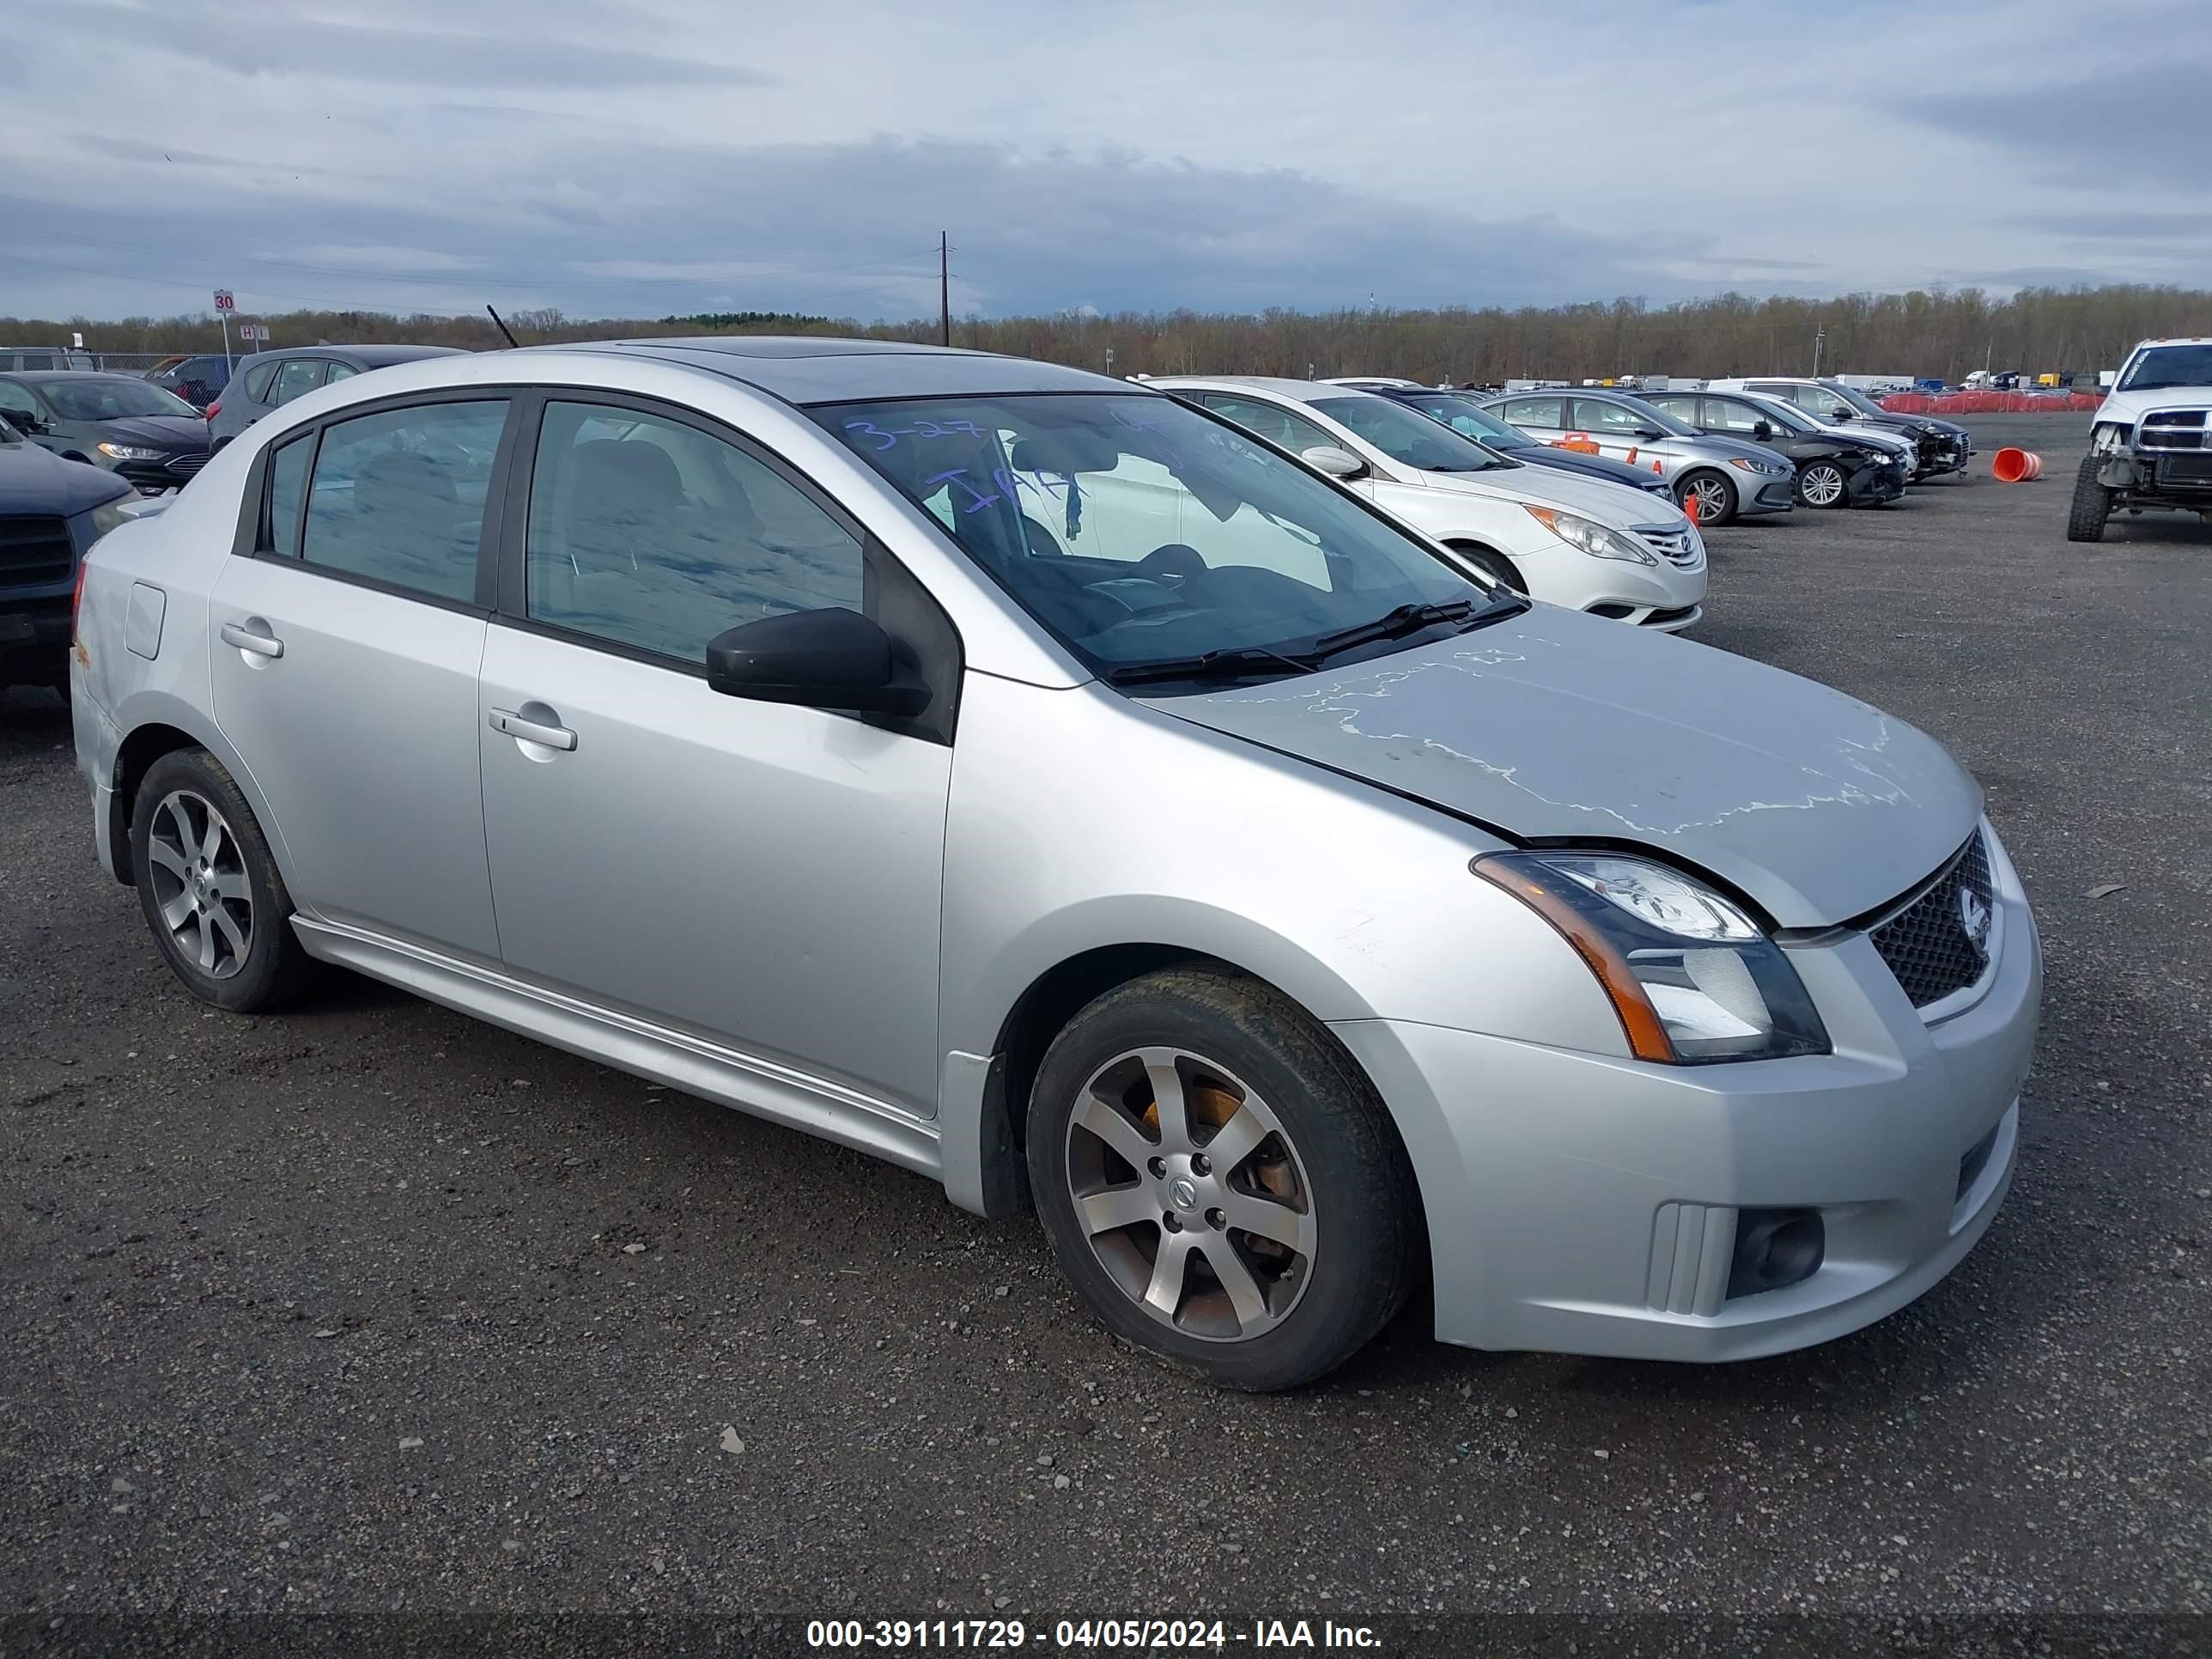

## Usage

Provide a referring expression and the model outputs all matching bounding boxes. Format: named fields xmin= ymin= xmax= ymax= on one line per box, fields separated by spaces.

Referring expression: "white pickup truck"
xmin=2071 ymin=337 xmax=2212 ymax=542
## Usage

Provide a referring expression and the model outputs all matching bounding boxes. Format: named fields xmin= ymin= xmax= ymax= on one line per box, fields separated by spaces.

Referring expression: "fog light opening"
xmin=1726 ymin=1208 xmax=1826 ymax=1299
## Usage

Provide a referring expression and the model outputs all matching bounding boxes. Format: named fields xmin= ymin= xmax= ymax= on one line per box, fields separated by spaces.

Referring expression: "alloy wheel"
xmin=1063 ymin=1046 xmax=1316 ymax=1343
xmin=146 ymin=789 xmax=253 ymax=980
xmin=1800 ymin=463 xmax=1845 ymax=507
xmin=1685 ymin=474 xmax=1731 ymax=522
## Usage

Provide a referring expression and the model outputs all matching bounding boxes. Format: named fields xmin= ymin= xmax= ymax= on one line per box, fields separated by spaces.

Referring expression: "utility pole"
xmin=1812 ymin=327 xmax=1825 ymax=377
xmin=939 ymin=232 xmax=951 ymax=348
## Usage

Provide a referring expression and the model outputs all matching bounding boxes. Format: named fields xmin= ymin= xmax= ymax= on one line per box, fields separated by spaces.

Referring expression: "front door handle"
xmin=489 ymin=707 xmax=577 ymax=751
xmin=220 ymin=619 xmax=283 ymax=659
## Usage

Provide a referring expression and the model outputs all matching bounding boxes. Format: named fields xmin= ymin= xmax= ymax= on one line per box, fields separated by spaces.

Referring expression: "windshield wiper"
xmin=1308 ymin=593 xmax=1524 ymax=660
xmin=1103 ymin=642 xmax=1322 ymax=687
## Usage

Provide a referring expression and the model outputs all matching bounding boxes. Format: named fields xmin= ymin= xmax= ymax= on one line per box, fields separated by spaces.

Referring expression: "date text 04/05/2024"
xmin=804 ymin=1619 xmax=1382 ymax=1649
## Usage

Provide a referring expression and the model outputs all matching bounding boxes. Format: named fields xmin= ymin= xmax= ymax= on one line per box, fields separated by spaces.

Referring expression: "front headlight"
xmin=96 ymin=442 xmax=167 ymax=462
xmin=86 ymin=495 xmax=138 ymax=539
xmin=1521 ymin=504 xmax=1657 ymax=564
xmin=1474 ymin=851 xmax=1832 ymax=1064
xmin=1729 ymin=457 xmax=1790 ymax=477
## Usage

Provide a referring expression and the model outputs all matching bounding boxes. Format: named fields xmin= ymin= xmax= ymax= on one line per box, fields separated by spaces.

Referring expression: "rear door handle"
xmin=219 ymin=619 xmax=283 ymax=659
xmin=489 ymin=708 xmax=577 ymax=751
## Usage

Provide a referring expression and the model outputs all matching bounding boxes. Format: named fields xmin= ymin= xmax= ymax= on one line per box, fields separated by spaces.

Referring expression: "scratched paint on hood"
xmin=1142 ymin=605 xmax=1982 ymax=927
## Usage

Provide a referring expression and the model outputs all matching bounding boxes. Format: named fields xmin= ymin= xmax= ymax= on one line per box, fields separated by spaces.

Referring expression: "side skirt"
xmin=290 ymin=916 xmax=945 ymax=1183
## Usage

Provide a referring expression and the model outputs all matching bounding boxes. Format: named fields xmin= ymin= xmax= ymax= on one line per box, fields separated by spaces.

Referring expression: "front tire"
xmin=1451 ymin=543 xmax=1526 ymax=593
xmin=131 ymin=748 xmax=311 ymax=1012
xmin=1677 ymin=468 xmax=1737 ymax=526
xmin=1796 ymin=460 xmax=1848 ymax=508
xmin=1027 ymin=966 xmax=1421 ymax=1391
xmin=2067 ymin=453 xmax=2112 ymax=543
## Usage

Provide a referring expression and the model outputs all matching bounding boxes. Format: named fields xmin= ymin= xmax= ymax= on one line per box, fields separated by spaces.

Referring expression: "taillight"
xmin=205 ymin=401 xmax=221 ymax=421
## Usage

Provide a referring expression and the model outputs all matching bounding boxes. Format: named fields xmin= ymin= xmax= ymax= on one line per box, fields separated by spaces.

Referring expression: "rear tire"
xmin=131 ymin=748 xmax=311 ymax=1013
xmin=1027 ymin=966 xmax=1421 ymax=1391
xmin=2066 ymin=453 xmax=2112 ymax=543
xmin=1676 ymin=468 xmax=1737 ymax=526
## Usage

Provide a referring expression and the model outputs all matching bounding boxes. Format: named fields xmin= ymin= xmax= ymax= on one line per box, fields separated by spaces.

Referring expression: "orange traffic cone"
xmin=1684 ymin=489 xmax=1701 ymax=526
xmin=1991 ymin=447 xmax=2043 ymax=483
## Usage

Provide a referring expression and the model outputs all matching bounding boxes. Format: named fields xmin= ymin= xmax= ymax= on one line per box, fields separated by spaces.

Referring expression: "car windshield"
xmin=1402 ymin=394 xmax=1534 ymax=448
xmin=1307 ymin=395 xmax=1509 ymax=471
xmin=39 ymin=378 xmax=198 ymax=421
xmin=2120 ymin=344 xmax=2212 ymax=392
xmin=819 ymin=392 xmax=1495 ymax=686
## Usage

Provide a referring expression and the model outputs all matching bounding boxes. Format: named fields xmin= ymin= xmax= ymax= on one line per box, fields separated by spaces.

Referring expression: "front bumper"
xmin=0 ymin=596 xmax=70 ymax=681
xmin=1915 ymin=432 xmax=1972 ymax=476
xmin=1741 ymin=475 xmax=1797 ymax=515
xmin=1334 ymin=823 xmax=2040 ymax=1361
xmin=109 ymin=450 xmax=211 ymax=495
xmin=1845 ymin=459 xmax=1907 ymax=506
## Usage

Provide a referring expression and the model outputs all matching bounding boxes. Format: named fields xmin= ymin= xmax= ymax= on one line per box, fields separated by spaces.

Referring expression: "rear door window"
xmin=272 ymin=359 xmax=328 ymax=406
xmin=301 ymin=399 xmax=509 ymax=604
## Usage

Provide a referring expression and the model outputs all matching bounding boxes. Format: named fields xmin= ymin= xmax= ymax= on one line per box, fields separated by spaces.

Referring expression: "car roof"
xmin=2 ymin=370 xmax=158 ymax=385
xmin=1145 ymin=375 xmax=1376 ymax=401
xmin=530 ymin=337 xmax=1128 ymax=404
xmin=243 ymin=344 xmax=470 ymax=366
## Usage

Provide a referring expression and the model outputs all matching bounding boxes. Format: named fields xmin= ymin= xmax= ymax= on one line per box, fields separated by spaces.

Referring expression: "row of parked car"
xmin=2 ymin=346 xmax=1973 ymax=693
xmin=1115 ymin=372 xmax=1978 ymax=635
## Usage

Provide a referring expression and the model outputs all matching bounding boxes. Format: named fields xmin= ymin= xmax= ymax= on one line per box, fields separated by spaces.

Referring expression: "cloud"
xmin=1902 ymin=64 xmax=2212 ymax=191
xmin=3 ymin=0 xmax=2209 ymax=323
xmin=33 ymin=3 xmax=771 ymax=88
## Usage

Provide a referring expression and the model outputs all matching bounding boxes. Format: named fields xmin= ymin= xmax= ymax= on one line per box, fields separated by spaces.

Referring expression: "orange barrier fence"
xmin=1881 ymin=392 xmax=2103 ymax=415
xmin=1991 ymin=448 xmax=2044 ymax=483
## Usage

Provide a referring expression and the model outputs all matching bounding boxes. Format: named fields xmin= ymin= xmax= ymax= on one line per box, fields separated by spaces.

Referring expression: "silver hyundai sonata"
xmin=70 ymin=338 xmax=2039 ymax=1390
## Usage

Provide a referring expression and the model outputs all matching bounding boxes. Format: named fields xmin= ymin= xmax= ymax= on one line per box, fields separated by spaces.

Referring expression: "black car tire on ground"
xmin=1676 ymin=468 xmax=1738 ymax=526
xmin=2067 ymin=453 xmax=2112 ymax=544
xmin=1796 ymin=460 xmax=1849 ymax=508
xmin=1027 ymin=965 xmax=1423 ymax=1392
xmin=130 ymin=747 xmax=313 ymax=1014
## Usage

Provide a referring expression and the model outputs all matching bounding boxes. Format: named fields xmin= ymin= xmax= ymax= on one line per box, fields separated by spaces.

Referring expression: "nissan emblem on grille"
xmin=1869 ymin=831 xmax=1996 ymax=1008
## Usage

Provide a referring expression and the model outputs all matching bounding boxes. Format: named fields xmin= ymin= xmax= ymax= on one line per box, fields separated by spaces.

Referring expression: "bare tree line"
xmin=9 ymin=284 xmax=2208 ymax=383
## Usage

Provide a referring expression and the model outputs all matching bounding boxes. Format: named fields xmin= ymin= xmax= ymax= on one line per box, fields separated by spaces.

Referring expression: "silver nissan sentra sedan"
xmin=70 ymin=338 xmax=2039 ymax=1390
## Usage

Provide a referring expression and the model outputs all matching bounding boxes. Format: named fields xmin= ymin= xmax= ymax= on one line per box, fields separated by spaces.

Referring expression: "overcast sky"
xmin=4 ymin=0 xmax=2209 ymax=324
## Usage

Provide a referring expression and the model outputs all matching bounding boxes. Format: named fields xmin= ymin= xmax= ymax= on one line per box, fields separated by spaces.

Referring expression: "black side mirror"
xmin=1753 ymin=422 xmax=1773 ymax=441
xmin=1635 ymin=426 xmax=1666 ymax=442
xmin=705 ymin=606 xmax=931 ymax=718
xmin=0 ymin=410 xmax=43 ymax=435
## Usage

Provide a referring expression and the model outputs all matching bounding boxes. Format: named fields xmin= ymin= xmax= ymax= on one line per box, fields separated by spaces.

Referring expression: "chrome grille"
xmin=2140 ymin=410 xmax=2210 ymax=453
xmin=1632 ymin=524 xmax=1705 ymax=568
xmin=1869 ymin=832 xmax=1995 ymax=1009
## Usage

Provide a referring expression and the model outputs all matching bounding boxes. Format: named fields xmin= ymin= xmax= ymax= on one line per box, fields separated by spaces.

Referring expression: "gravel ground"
xmin=3 ymin=416 xmax=2209 ymax=1654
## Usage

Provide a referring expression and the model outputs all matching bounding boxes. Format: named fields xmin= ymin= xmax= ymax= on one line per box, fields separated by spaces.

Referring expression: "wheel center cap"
xmin=1168 ymin=1176 xmax=1200 ymax=1211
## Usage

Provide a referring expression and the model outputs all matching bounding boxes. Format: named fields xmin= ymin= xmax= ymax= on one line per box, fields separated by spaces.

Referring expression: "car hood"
xmin=2095 ymin=387 xmax=2211 ymax=427
xmin=1140 ymin=605 xmax=1981 ymax=927
xmin=1516 ymin=447 xmax=1674 ymax=492
xmin=0 ymin=440 xmax=131 ymax=515
xmin=88 ymin=414 xmax=211 ymax=449
xmin=1413 ymin=459 xmax=1688 ymax=532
